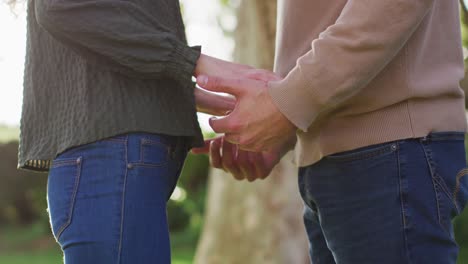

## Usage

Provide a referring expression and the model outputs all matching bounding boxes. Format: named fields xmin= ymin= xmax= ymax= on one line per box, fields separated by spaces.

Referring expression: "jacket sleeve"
xmin=268 ymin=0 xmax=435 ymax=131
xmin=35 ymin=0 xmax=200 ymax=82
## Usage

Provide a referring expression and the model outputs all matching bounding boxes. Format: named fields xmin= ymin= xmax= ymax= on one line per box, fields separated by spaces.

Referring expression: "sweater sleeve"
xmin=268 ymin=0 xmax=435 ymax=131
xmin=34 ymin=0 xmax=200 ymax=82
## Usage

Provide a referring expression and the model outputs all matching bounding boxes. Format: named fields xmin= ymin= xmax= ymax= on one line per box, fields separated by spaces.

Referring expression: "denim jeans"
xmin=47 ymin=133 xmax=188 ymax=264
xmin=299 ymin=132 xmax=468 ymax=264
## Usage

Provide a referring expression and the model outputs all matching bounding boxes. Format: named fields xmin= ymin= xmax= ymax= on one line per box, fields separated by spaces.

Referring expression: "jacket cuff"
xmin=268 ymin=68 xmax=318 ymax=132
xmin=166 ymin=44 xmax=201 ymax=82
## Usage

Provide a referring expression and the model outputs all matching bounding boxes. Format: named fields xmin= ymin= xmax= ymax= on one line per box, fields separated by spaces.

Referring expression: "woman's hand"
xmin=195 ymin=54 xmax=280 ymax=82
xmin=195 ymin=54 xmax=252 ymax=79
xmin=194 ymin=87 xmax=235 ymax=116
xmin=194 ymin=54 xmax=281 ymax=116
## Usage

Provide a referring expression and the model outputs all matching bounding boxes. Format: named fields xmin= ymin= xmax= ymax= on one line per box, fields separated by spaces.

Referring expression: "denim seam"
xmin=421 ymin=139 xmax=461 ymax=213
xmin=140 ymin=137 xmax=171 ymax=148
xmin=51 ymin=159 xmax=79 ymax=168
xmin=397 ymin=144 xmax=413 ymax=264
xmin=420 ymin=141 xmax=443 ymax=219
xmin=131 ymin=163 xmax=167 ymax=168
xmin=55 ymin=157 xmax=82 ymax=241
xmin=424 ymin=133 xmax=465 ymax=141
xmin=427 ymin=137 xmax=465 ymax=142
xmin=325 ymin=143 xmax=398 ymax=162
xmin=139 ymin=138 xmax=170 ymax=166
xmin=419 ymin=140 xmax=454 ymax=234
xmin=454 ymin=168 xmax=468 ymax=210
xmin=117 ymin=136 xmax=129 ymax=264
xmin=102 ymin=138 xmax=127 ymax=143
xmin=432 ymin=173 xmax=455 ymax=199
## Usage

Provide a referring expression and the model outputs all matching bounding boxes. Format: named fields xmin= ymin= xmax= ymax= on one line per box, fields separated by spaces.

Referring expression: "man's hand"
xmin=196 ymin=75 xmax=297 ymax=153
xmin=192 ymin=136 xmax=285 ymax=181
xmin=193 ymin=60 xmax=296 ymax=180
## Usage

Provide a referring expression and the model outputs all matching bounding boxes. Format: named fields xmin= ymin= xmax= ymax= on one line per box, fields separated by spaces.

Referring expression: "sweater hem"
xmin=293 ymin=97 xmax=467 ymax=167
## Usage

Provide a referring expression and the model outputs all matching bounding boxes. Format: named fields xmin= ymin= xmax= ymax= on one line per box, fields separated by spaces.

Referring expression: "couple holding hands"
xmin=19 ymin=0 xmax=468 ymax=263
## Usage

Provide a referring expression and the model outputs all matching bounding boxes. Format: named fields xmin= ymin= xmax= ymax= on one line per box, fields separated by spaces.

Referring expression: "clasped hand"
xmin=193 ymin=55 xmax=297 ymax=181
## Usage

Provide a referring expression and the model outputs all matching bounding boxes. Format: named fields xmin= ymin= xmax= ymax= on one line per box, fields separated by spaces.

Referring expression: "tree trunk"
xmin=194 ymin=1 xmax=310 ymax=263
xmin=461 ymin=0 xmax=468 ymax=25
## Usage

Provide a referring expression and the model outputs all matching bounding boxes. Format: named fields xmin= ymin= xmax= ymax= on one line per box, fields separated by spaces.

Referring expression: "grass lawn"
xmin=0 ymin=224 xmax=196 ymax=264
xmin=0 ymin=249 xmax=62 ymax=264
xmin=459 ymin=247 xmax=468 ymax=264
xmin=0 ymin=223 xmax=62 ymax=264
xmin=0 ymin=247 xmax=194 ymax=264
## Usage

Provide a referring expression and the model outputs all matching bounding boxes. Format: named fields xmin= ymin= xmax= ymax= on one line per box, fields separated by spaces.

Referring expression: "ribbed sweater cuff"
xmin=166 ymin=44 xmax=201 ymax=82
xmin=268 ymin=68 xmax=318 ymax=132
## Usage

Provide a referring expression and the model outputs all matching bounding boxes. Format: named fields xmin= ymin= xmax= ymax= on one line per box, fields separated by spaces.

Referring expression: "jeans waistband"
xmin=420 ymin=132 xmax=465 ymax=142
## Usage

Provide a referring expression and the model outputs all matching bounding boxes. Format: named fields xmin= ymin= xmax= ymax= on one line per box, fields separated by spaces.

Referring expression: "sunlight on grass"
xmin=0 ymin=249 xmax=193 ymax=264
xmin=0 ymin=250 xmax=62 ymax=264
xmin=0 ymin=224 xmax=196 ymax=264
xmin=459 ymin=247 xmax=468 ymax=264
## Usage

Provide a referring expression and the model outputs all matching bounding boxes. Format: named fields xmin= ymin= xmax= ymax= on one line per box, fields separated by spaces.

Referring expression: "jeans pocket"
xmin=420 ymin=137 xmax=467 ymax=234
xmin=138 ymin=137 xmax=171 ymax=167
xmin=47 ymin=157 xmax=82 ymax=241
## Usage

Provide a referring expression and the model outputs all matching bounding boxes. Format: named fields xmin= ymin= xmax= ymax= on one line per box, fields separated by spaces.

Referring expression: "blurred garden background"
xmin=1 ymin=0 xmax=468 ymax=263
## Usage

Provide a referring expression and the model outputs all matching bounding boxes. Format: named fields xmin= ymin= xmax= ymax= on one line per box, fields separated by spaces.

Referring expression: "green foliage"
xmin=461 ymin=8 xmax=468 ymax=47
xmin=168 ymin=152 xmax=210 ymax=243
xmin=219 ymin=0 xmax=230 ymax=7
xmin=0 ymin=141 xmax=48 ymax=226
xmin=456 ymin=207 xmax=468 ymax=264
xmin=170 ymin=231 xmax=199 ymax=264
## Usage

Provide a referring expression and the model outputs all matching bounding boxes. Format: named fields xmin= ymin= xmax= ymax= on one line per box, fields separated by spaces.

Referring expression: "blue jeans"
xmin=299 ymin=132 xmax=468 ymax=264
xmin=47 ymin=133 xmax=188 ymax=264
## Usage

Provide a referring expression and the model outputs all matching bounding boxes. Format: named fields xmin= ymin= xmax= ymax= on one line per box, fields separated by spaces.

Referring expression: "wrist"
xmin=194 ymin=54 xmax=213 ymax=77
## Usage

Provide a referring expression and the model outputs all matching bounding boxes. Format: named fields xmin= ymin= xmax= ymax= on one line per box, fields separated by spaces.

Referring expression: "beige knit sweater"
xmin=268 ymin=0 xmax=467 ymax=166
